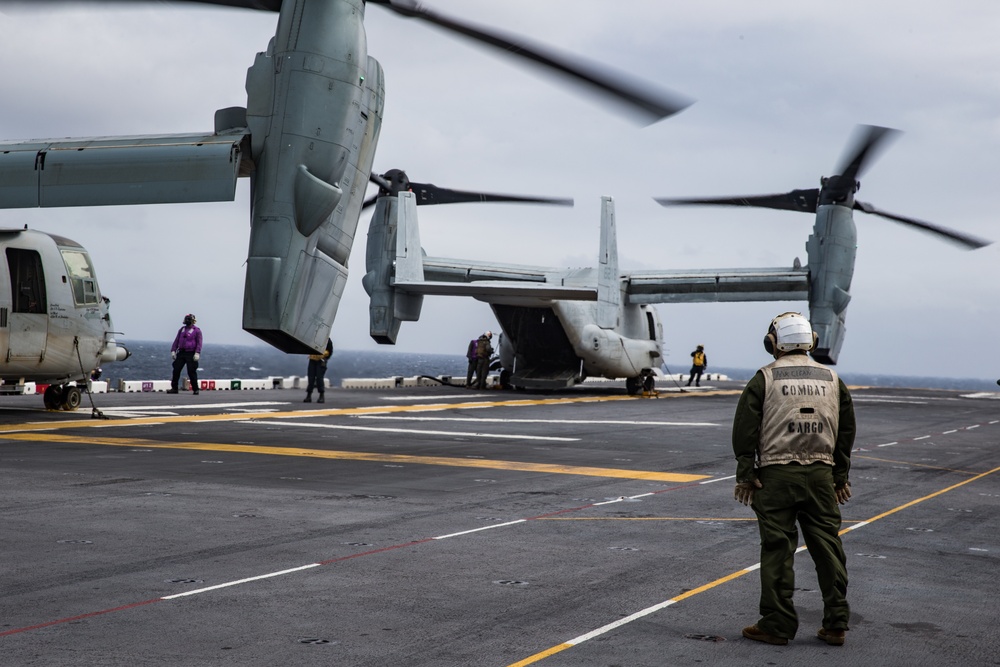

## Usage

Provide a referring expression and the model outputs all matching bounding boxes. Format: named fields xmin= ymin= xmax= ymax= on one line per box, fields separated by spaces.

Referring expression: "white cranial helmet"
xmin=764 ymin=312 xmax=817 ymax=355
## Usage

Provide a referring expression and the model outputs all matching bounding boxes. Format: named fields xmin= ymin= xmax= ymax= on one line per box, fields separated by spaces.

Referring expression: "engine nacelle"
xmin=241 ymin=0 xmax=385 ymax=354
xmin=806 ymin=204 xmax=856 ymax=364
xmin=362 ymin=192 xmax=423 ymax=344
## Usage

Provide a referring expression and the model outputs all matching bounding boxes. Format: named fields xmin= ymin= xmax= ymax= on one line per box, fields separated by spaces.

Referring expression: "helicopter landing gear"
xmin=626 ymin=376 xmax=642 ymax=395
xmin=43 ymin=385 xmax=62 ymax=410
xmin=43 ymin=384 xmax=83 ymax=411
xmin=61 ymin=386 xmax=82 ymax=411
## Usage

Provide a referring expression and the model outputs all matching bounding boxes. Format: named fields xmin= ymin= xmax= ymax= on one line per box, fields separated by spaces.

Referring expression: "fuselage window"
xmin=7 ymin=247 xmax=47 ymax=314
xmin=646 ymin=310 xmax=656 ymax=340
xmin=60 ymin=249 xmax=100 ymax=306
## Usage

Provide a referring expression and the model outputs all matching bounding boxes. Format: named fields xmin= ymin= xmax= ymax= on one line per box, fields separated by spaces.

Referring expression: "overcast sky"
xmin=1 ymin=1 xmax=997 ymax=380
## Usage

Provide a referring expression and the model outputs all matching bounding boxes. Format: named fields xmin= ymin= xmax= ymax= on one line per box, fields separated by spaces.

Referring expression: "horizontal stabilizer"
xmin=393 ymin=280 xmax=597 ymax=301
xmin=626 ymin=267 xmax=808 ymax=304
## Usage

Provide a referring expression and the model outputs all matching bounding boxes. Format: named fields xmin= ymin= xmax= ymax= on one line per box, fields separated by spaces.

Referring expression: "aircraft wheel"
xmin=43 ymin=385 xmax=63 ymax=410
xmin=61 ymin=386 xmax=82 ymax=411
xmin=626 ymin=376 xmax=642 ymax=395
xmin=499 ymin=369 xmax=511 ymax=390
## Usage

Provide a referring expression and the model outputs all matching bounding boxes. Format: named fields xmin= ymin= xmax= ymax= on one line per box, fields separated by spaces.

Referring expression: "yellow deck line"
xmin=0 ymin=391 xmax=742 ymax=435
xmin=0 ymin=433 xmax=708 ymax=483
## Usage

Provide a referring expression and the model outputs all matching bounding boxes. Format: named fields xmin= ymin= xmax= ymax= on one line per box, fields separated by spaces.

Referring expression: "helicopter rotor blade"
xmin=655 ymin=189 xmax=819 ymax=214
xmin=835 ymin=125 xmax=900 ymax=183
xmin=369 ymin=0 xmax=692 ymax=124
xmin=363 ymin=169 xmax=573 ymax=210
xmin=408 ymin=183 xmax=572 ymax=207
xmin=854 ymin=201 xmax=991 ymax=250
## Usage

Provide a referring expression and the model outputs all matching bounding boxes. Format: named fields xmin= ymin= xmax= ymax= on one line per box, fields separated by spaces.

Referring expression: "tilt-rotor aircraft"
xmin=362 ymin=126 xmax=990 ymax=393
xmin=0 ymin=0 xmax=689 ymax=356
xmin=0 ymin=229 xmax=130 ymax=410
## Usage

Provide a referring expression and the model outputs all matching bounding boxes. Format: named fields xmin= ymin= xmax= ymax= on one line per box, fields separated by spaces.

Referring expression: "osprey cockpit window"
xmin=60 ymin=249 xmax=100 ymax=306
xmin=6 ymin=247 xmax=47 ymax=314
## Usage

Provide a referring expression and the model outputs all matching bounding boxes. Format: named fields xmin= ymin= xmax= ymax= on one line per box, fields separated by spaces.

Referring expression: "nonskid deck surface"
xmin=1 ymin=383 xmax=997 ymax=666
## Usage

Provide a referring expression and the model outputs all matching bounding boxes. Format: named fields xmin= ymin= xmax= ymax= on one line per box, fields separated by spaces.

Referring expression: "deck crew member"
xmin=733 ymin=312 xmax=855 ymax=647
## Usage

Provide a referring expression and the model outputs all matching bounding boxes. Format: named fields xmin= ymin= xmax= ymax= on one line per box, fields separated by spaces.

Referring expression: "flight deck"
xmin=1 ymin=382 xmax=997 ymax=666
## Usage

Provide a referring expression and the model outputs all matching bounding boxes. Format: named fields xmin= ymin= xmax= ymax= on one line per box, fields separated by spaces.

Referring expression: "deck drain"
xmin=907 ymin=527 xmax=934 ymax=532
xmin=685 ymin=634 xmax=726 ymax=642
xmin=493 ymin=580 xmax=529 ymax=586
xmin=298 ymin=638 xmax=338 ymax=645
xmin=856 ymin=553 xmax=887 ymax=559
xmin=345 ymin=542 xmax=372 ymax=547
xmin=165 ymin=578 xmax=204 ymax=584
xmin=57 ymin=539 xmax=93 ymax=544
xmin=608 ymin=546 xmax=639 ymax=551
xmin=233 ymin=513 xmax=258 ymax=518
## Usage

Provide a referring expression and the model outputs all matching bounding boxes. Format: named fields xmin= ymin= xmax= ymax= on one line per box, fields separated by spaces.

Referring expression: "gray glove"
xmin=171 ymin=351 xmax=177 ymax=361
xmin=193 ymin=352 xmax=200 ymax=362
xmin=734 ymin=479 xmax=762 ymax=506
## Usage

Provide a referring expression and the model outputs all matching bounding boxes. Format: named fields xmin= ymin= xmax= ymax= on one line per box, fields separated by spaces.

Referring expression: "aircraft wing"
xmin=625 ymin=267 xmax=809 ymax=304
xmin=0 ymin=131 xmax=249 ymax=209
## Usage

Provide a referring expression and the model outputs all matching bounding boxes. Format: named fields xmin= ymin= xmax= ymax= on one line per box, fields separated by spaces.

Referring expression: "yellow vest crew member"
xmin=687 ymin=344 xmax=707 ymax=386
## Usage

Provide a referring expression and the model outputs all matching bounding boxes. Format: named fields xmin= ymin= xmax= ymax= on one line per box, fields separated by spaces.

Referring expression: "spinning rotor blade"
xmin=369 ymin=0 xmax=692 ymax=124
xmin=655 ymin=189 xmax=819 ymax=214
xmin=854 ymin=201 xmax=991 ymax=250
xmin=409 ymin=184 xmax=572 ymax=207
xmin=834 ymin=125 xmax=900 ymax=183
xmin=364 ymin=169 xmax=572 ymax=210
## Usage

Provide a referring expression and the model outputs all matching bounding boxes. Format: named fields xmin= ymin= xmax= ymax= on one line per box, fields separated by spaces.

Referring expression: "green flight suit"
xmin=733 ymin=352 xmax=856 ymax=639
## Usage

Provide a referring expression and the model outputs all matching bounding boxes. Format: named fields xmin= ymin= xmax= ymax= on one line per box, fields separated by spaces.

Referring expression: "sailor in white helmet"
xmin=732 ymin=312 xmax=856 ymax=647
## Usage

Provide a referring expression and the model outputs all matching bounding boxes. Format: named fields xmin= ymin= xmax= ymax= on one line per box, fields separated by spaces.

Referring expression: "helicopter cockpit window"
xmin=60 ymin=249 xmax=100 ymax=306
xmin=6 ymin=247 xmax=47 ymax=314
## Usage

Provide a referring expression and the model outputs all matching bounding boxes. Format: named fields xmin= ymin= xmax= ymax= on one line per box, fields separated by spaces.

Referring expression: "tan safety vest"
xmin=693 ymin=351 xmax=705 ymax=366
xmin=758 ymin=354 xmax=840 ymax=468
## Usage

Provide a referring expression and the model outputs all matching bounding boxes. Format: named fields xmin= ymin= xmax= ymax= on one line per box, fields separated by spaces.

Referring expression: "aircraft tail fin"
xmin=597 ymin=195 xmax=620 ymax=328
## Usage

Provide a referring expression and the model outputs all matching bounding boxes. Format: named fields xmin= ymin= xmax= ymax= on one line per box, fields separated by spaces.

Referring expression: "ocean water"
xmin=101 ymin=341 xmax=999 ymax=393
xmin=102 ymin=341 xmax=470 ymax=389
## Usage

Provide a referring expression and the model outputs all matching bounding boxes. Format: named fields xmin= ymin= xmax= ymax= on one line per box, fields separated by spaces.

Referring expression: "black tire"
xmin=626 ymin=376 xmax=642 ymax=395
xmin=61 ymin=386 xmax=82 ymax=411
xmin=43 ymin=385 xmax=63 ymax=410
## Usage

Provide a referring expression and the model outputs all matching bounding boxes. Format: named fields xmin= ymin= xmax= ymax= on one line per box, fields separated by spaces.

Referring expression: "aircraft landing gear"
xmin=626 ymin=376 xmax=642 ymax=395
xmin=43 ymin=384 xmax=83 ymax=411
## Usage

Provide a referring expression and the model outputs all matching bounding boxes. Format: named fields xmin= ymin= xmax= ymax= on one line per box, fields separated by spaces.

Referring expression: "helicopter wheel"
xmin=625 ymin=376 xmax=642 ymax=395
xmin=499 ymin=369 xmax=512 ymax=390
xmin=60 ymin=386 xmax=83 ymax=411
xmin=43 ymin=385 xmax=63 ymax=410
